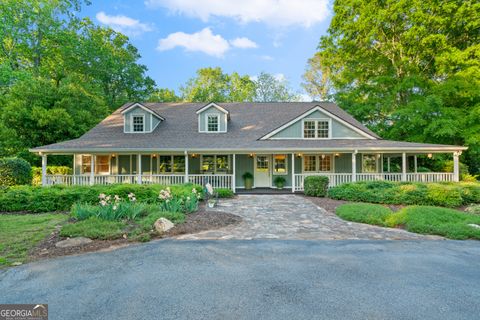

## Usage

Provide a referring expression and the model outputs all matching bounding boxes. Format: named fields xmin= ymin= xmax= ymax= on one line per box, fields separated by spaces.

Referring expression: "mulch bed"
xmin=303 ymin=196 xmax=349 ymax=214
xmin=28 ymin=205 xmax=241 ymax=263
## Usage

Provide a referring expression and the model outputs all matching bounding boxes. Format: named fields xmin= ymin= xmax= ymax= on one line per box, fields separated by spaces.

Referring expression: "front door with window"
xmin=255 ymin=155 xmax=271 ymax=187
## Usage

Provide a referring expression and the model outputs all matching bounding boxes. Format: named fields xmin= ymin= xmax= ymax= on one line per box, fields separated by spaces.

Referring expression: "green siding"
xmin=271 ymin=110 xmax=365 ymax=139
xmin=124 ymin=106 xmax=161 ymax=132
xmin=198 ymin=106 xmax=227 ymax=132
xmin=235 ymin=154 xmax=254 ymax=188
xmin=188 ymin=156 xmax=201 ymax=174
xmin=141 ymin=155 xmax=151 ymax=174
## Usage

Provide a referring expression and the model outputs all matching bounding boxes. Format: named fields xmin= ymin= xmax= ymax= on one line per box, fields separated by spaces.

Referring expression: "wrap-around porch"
xmin=40 ymin=150 xmax=462 ymax=192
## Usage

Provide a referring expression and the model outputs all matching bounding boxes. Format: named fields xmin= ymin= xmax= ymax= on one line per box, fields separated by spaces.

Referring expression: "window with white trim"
xmin=303 ymin=119 xmax=330 ymax=138
xmin=158 ymin=155 xmax=185 ymax=173
xmin=303 ymin=155 xmax=332 ymax=172
xmin=81 ymin=155 xmax=92 ymax=174
xmin=273 ymin=154 xmax=288 ymax=174
xmin=201 ymin=155 xmax=230 ymax=173
xmin=132 ymin=115 xmax=145 ymax=132
xmin=207 ymin=114 xmax=219 ymax=132
xmin=95 ymin=155 xmax=110 ymax=174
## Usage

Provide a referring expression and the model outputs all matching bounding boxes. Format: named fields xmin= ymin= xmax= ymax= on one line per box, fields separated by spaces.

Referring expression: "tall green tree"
xmin=303 ymin=0 xmax=480 ymax=173
xmin=0 ymin=0 xmax=155 ymax=164
xmin=147 ymin=88 xmax=181 ymax=102
xmin=253 ymin=72 xmax=299 ymax=102
xmin=180 ymin=67 xmax=256 ymax=102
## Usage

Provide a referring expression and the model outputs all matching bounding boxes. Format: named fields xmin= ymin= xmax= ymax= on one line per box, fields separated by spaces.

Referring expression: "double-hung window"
xmin=158 ymin=155 xmax=185 ymax=173
xmin=201 ymin=155 xmax=230 ymax=173
xmin=132 ymin=115 xmax=145 ymax=132
xmin=273 ymin=155 xmax=288 ymax=174
xmin=207 ymin=114 xmax=219 ymax=132
xmin=303 ymin=155 xmax=332 ymax=172
xmin=303 ymin=119 xmax=330 ymax=139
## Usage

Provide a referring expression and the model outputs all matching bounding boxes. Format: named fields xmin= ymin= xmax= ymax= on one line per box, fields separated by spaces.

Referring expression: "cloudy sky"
xmin=81 ymin=0 xmax=332 ymax=97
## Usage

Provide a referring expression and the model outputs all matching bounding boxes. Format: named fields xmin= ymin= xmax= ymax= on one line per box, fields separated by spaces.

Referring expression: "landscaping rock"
xmin=154 ymin=218 xmax=174 ymax=234
xmin=468 ymin=224 xmax=480 ymax=229
xmin=55 ymin=237 xmax=93 ymax=248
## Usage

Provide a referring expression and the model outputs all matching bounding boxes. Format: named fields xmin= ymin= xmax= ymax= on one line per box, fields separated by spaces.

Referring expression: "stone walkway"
xmin=176 ymin=195 xmax=443 ymax=240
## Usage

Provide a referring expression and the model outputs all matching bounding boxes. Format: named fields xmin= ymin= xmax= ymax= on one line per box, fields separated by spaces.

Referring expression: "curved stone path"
xmin=176 ymin=195 xmax=443 ymax=240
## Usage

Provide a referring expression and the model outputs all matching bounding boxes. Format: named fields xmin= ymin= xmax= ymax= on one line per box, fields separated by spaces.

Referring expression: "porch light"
xmin=427 ymin=153 xmax=433 ymax=159
xmin=249 ymin=153 xmax=254 ymax=158
xmin=191 ymin=153 xmax=197 ymax=158
xmin=376 ymin=154 xmax=381 ymax=159
xmin=152 ymin=154 xmax=157 ymax=158
xmin=297 ymin=153 xmax=303 ymax=158
xmin=321 ymin=154 xmax=326 ymax=159
xmin=111 ymin=154 xmax=116 ymax=158
xmin=335 ymin=153 xmax=340 ymax=157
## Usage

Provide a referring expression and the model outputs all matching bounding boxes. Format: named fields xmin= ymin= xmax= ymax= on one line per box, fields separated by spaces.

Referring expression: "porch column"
xmin=41 ymin=154 xmax=47 ymax=186
xmin=232 ymin=154 xmax=236 ymax=193
xmin=387 ymin=157 xmax=391 ymax=172
xmin=90 ymin=155 xmax=95 ymax=185
xmin=184 ymin=151 xmax=189 ymax=184
xmin=453 ymin=151 xmax=461 ymax=182
xmin=72 ymin=155 xmax=77 ymax=185
xmin=414 ymin=155 xmax=418 ymax=173
xmin=291 ymin=153 xmax=295 ymax=193
xmin=351 ymin=150 xmax=357 ymax=182
xmin=137 ymin=154 xmax=142 ymax=184
xmin=401 ymin=152 xmax=407 ymax=181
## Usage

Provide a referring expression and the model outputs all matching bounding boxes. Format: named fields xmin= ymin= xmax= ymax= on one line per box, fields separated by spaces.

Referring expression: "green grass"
xmin=396 ymin=206 xmax=480 ymax=240
xmin=60 ymin=217 xmax=128 ymax=240
xmin=0 ymin=213 xmax=68 ymax=267
xmin=336 ymin=203 xmax=392 ymax=226
xmin=336 ymin=203 xmax=480 ymax=240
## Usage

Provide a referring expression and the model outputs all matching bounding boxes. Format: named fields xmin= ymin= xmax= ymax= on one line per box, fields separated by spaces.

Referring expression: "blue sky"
xmin=80 ymin=0 xmax=332 ymax=99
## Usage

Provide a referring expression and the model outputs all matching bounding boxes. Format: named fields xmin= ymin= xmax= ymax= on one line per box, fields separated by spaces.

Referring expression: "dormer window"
xmin=132 ymin=115 xmax=145 ymax=132
xmin=303 ymin=119 xmax=330 ymax=139
xmin=207 ymin=114 xmax=220 ymax=132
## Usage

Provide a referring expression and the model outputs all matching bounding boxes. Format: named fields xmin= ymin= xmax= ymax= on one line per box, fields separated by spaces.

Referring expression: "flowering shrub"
xmin=158 ymin=187 xmax=200 ymax=213
xmin=73 ymin=193 xmax=146 ymax=221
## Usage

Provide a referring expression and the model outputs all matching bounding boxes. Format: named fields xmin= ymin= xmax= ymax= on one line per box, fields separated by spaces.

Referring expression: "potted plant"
xmin=274 ymin=176 xmax=286 ymax=189
xmin=242 ymin=172 xmax=254 ymax=190
xmin=207 ymin=198 xmax=216 ymax=208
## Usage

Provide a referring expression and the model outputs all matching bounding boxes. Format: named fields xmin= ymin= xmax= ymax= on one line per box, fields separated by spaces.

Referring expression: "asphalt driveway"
xmin=1 ymin=240 xmax=479 ymax=320
xmin=177 ymin=195 xmax=440 ymax=240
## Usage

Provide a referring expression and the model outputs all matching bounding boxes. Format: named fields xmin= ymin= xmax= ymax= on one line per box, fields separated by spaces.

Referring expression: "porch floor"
xmin=236 ymin=188 xmax=296 ymax=195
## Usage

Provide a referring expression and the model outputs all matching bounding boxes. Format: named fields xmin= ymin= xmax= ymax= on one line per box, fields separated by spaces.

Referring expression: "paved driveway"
xmin=1 ymin=240 xmax=479 ymax=320
xmin=177 ymin=195 xmax=440 ymax=240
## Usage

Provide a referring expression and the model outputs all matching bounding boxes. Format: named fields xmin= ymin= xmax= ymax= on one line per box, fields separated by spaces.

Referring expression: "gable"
xmin=123 ymin=105 xmax=162 ymax=133
xmin=262 ymin=106 xmax=376 ymax=140
xmin=197 ymin=105 xmax=228 ymax=133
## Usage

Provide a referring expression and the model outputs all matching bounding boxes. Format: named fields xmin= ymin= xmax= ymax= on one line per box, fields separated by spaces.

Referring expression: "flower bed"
xmin=0 ymin=183 xmax=202 ymax=213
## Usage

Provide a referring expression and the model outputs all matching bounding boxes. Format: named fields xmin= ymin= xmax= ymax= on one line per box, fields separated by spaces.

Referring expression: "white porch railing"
xmin=44 ymin=174 xmax=234 ymax=189
xmin=293 ymin=172 xmax=455 ymax=192
xmin=188 ymin=174 xmax=233 ymax=189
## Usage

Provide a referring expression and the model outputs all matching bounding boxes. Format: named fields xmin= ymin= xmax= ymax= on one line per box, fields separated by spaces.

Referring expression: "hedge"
xmin=328 ymin=181 xmax=480 ymax=208
xmin=304 ymin=176 xmax=329 ymax=197
xmin=32 ymin=166 xmax=72 ymax=186
xmin=0 ymin=157 xmax=32 ymax=187
xmin=0 ymin=183 xmax=202 ymax=213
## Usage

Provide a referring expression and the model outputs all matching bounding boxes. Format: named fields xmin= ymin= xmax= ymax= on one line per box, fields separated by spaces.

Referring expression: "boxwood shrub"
xmin=0 ymin=157 xmax=32 ymax=187
xmin=0 ymin=183 xmax=202 ymax=213
xmin=215 ymin=188 xmax=235 ymax=198
xmin=328 ymin=181 xmax=480 ymax=207
xmin=304 ymin=176 xmax=329 ymax=197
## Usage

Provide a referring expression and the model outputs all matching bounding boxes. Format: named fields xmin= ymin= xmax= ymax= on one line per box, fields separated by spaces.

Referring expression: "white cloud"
xmin=157 ymin=27 xmax=230 ymax=57
xmin=157 ymin=28 xmax=258 ymax=57
xmin=145 ymin=0 xmax=330 ymax=27
xmin=274 ymin=73 xmax=286 ymax=82
xmin=260 ymin=55 xmax=274 ymax=61
xmin=230 ymin=37 xmax=258 ymax=49
xmin=96 ymin=11 xmax=152 ymax=36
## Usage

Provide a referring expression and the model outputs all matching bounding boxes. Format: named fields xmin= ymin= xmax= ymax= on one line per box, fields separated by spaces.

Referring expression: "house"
xmin=30 ymin=102 xmax=467 ymax=192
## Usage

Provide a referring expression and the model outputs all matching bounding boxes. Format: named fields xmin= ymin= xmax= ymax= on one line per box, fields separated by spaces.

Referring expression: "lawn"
xmin=336 ymin=203 xmax=480 ymax=240
xmin=0 ymin=214 xmax=69 ymax=267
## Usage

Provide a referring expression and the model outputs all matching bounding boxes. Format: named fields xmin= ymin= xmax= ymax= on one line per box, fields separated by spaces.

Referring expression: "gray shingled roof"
xmin=31 ymin=102 xmax=466 ymax=153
